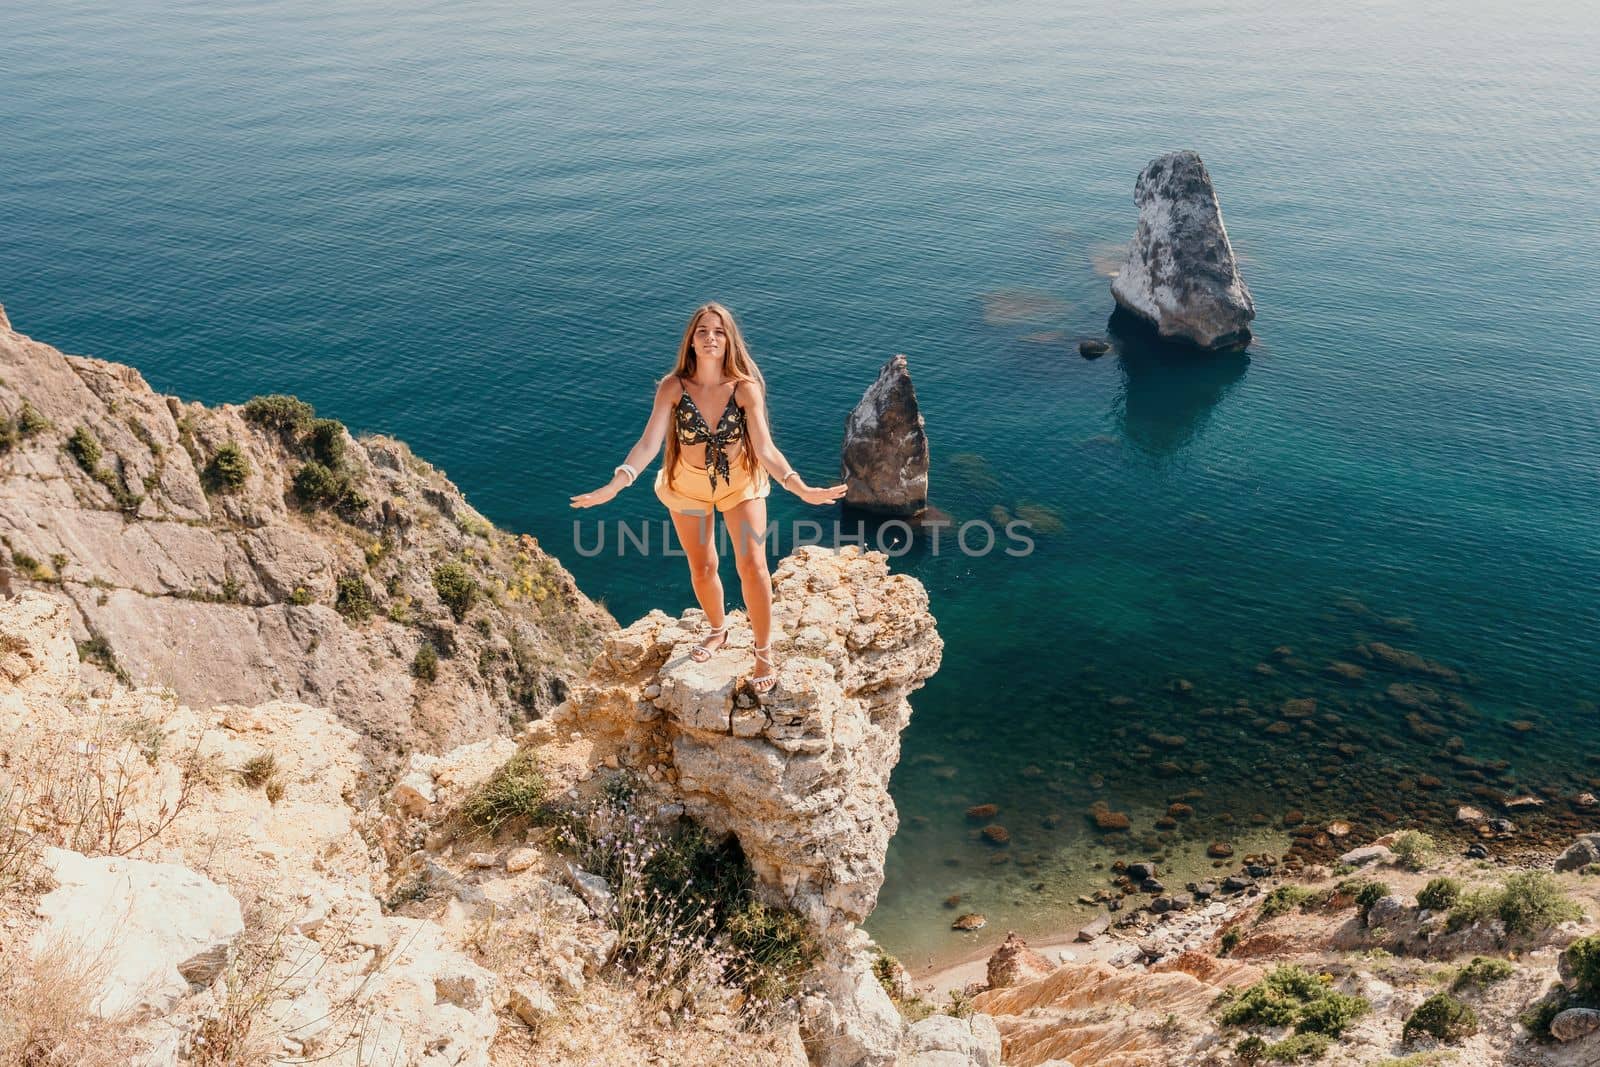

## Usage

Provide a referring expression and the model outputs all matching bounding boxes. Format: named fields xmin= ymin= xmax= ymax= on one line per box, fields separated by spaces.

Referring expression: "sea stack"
xmin=1110 ymin=150 xmax=1255 ymax=350
xmin=840 ymin=353 xmax=929 ymax=515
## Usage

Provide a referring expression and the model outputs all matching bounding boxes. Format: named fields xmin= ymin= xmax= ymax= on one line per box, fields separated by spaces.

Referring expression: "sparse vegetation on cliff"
xmin=202 ymin=440 xmax=249 ymax=492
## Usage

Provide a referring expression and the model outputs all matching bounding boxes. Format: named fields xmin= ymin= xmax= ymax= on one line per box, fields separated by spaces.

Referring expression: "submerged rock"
xmin=840 ymin=353 xmax=930 ymax=516
xmin=1110 ymin=150 xmax=1255 ymax=350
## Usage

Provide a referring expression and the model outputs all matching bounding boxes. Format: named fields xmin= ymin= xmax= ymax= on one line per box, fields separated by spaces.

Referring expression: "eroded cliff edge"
xmin=0 ymin=303 xmax=614 ymax=769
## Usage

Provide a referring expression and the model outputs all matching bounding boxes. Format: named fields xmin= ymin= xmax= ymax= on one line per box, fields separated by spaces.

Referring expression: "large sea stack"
xmin=839 ymin=353 xmax=929 ymax=516
xmin=1111 ymin=150 xmax=1255 ymax=350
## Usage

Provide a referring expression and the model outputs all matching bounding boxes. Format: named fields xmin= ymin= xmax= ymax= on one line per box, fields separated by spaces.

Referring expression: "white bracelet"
xmin=614 ymin=463 xmax=638 ymax=486
xmin=781 ymin=470 xmax=801 ymax=487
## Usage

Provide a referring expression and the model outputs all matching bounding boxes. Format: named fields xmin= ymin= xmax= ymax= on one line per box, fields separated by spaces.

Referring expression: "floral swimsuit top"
xmin=675 ymin=377 xmax=748 ymax=490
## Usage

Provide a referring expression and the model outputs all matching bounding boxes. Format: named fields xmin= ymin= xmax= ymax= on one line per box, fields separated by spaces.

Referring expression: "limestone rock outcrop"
xmin=0 ymin=308 xmax=612 ymax=768
xmin=900 ymin=1012 xmax=1002 ymax=1067
xmin=0 ymin=589 xmax=503 ymax=1066
xmin=556 ymin=544 xmax=946 ymax=1064
xmin=973 ymin=954 xmax=1263 ymax=1067
xmin=840 ymin=354 xmax=930 ymax=516
xmin=33 ymin=848 xmax=245 ymax=1020
xmin=1110 ymin=150 xmax=1255 ymax=350
xmin=986 ymin=930 xmax=1056 ymax=990
xmin=558 ymin=544 xmax=941 ymax=936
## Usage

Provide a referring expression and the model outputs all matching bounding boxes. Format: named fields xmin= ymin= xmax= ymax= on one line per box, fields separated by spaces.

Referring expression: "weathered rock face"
xmin=973 ymin=954 xmax=1263 ymax=1067
xmin=558 ymin=544 xmax=942 ymax=935
xmin=900 ymin=1012 xmax=1002 ymax=1067
xmin=1110 ymin=150 xmax=1255 ymax=350
xmin=0 ymin=308 xmax=613 ymax=768
xmin=839 ymin=354 xmax=930 ymax=516
xmin=1 ymin=588 xmax=504 ymax=1065
xmin=986 ymin=930 xmax=1056 ymax=990
xmin=33 ymin=848 xmax=246 ymax=1020
xmin=556 ymin=544 xmax=944 ymax=1065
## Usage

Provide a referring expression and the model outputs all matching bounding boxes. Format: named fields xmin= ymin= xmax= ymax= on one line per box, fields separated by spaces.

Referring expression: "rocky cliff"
xmin=1 ymin=543 xmax=999 ymax=1066
xmin=0 ymin=305 xmax=613 ymax=769
xmin=556 ymin=544 xmax=953 ymax=1065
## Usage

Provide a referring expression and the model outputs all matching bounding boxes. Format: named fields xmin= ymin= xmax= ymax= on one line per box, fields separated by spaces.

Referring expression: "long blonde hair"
xmin=661 ymin=302 xmax=770 ymax=490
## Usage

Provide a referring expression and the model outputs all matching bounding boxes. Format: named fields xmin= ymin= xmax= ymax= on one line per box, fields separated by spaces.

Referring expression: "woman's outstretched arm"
xmin=741 ymin=380 xmax=847 ymax=506
xmin=570 ymin=376 xmax=679 ymax=508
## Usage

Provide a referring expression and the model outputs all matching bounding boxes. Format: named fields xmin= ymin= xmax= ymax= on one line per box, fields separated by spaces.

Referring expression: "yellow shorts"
xmin=654 ymin=456 xmax=771 ymax=515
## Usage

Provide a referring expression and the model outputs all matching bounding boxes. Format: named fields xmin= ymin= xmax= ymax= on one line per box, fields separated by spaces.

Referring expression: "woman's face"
xmin=692 ymin=312 xmax=728 ymax=365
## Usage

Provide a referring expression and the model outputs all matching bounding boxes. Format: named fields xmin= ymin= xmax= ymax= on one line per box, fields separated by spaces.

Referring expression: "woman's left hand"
xmin=796 ymin=482 xmax=848 ymax=506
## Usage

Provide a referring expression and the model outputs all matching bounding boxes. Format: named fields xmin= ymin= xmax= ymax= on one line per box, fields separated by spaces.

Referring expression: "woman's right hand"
xmin=570 ymin=482 xmax=621 ymax=508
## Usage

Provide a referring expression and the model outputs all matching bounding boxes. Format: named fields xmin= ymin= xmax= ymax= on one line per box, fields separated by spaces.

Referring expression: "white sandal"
xmin=750 ymin=642 xmax=778 ymax=694
xmin=690 ymin=621 xmax=730 ymax=663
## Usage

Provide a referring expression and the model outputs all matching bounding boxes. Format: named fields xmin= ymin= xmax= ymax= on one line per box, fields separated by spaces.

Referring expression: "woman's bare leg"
xmin=668 ymin=508 xmax=728 ymax=650
xmin=723 ymin=497 xmax=773 ymax=670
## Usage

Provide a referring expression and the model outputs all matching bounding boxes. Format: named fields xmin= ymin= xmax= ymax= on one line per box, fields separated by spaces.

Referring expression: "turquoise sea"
xmin=4 ymin=1 xmax=1598 ymax=969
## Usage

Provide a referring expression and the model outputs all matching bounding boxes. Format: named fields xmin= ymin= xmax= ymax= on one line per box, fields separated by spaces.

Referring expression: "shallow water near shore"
xmin=4 ymin=1 xmax=1599 ymax=969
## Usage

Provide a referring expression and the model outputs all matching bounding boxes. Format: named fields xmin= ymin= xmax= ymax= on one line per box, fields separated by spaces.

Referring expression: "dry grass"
xmin=491 ymin=975 xmax=800 ymax=1067
xmin=0 ymin=927 xmax=138 ymax=1066
xmin=1 ymin=720 xmax=202 ymax=894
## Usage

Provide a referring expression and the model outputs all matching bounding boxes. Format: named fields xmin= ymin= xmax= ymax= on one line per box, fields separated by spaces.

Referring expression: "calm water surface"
xmin=3 ymin=1 xmax=1598 ymax=967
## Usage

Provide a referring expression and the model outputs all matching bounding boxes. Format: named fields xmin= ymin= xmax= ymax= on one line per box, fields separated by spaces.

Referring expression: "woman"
xmin=570 ymin=303 xmax=847 ymax=693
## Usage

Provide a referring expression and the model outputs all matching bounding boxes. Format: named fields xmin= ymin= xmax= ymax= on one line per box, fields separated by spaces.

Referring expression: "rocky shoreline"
xmin=901 ymin=830 xmax=1600 ymax=1064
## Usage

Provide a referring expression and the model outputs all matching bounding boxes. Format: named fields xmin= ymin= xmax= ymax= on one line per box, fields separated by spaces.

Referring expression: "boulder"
xmin=799 ymin=944 xmax=905 ymax=1067
xmin=31 ymin=848 xmax=244 ymax=1019
xmin=1554 ymin=833 xmax=1600 ymax=873
xmin=1339 ymin=844 xmax=1394 ymax=868
xmin=1110 ymin=150 xmax=1255 ymax=350
xmin=987 ymin=931 xmax=1056 ymax=989
xmin=839 ymin=354 xmax=930 ymax=515
xmin=0 ymin=590 xmax=80 ymax=699
xmin=900 ymin=1012 xmax=1002 ymax=1067
xmin=1365 ymin=895 xmax=1410 ymax=929
xmin=1550 ymin=1007 xmax=1600 ymax=1042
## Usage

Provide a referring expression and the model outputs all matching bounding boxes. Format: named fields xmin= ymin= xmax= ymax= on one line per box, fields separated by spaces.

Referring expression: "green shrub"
xmin=204 ymin=441 xmax=250 ymax=492
xmin=306 ymin=417 xmax=346 ymax=467
xmin=0 ymin=417 xmax=15 ymax=453
xmin=1391 ymin=831 xmax=1437 ymax=871
xmin=1295 ymin=991 xmax=1370 ymax=1036
xmin=288 ymin=586 xmax=314 ymax=606
xmin=1446 ymin=887 xmax=1503 ymax=931
xmin=1563 ymin=934 xmax=1600 ymax=1001
xmin=334 ymin=574 xmax=373 ymax=622
xmin=1354 ymin=880 xmax=1390 ymax=921
xmin=16 ymin=400 xmax=50 ymax=437
xmin=66 ymin=425 xmax=102 ymax=471
xmin=1216 ymin=966 xmax=1369 ymax=1036
xmin=1403 ymin=993 xmax=1478 ymax=1043
xmin=1219 ymin=927 xmax=1242 ymax=956
xmin=243 ymin=394 xmax=315 ymax=435
xmin=1235 ymin=1035 xmax=1268 ymax=1062
xmin=292 ymin=461 xmax=351 ymax=509
xmin=1258 ymin=886 xmax=1317 ymax=923
xmin=77 ymin=633 xmax=131 ymax=683
xmin=412 ymin=641 xmax=439 ymax=682
xmin=10 ymin=550 xmax=49 ymax=581
xmin=1263 ymin=1033 xmax=1331 ymax=1062
xmin=1416 ymin=876 xmax=1462 ymax=912
xmin=461 ymin=749 xmax=546 ymax=832
xmin=725 ymin=896 xmax=823 ymax=1004
xmin=1499 ymin=871 xmax=1582 ymax=935
xmin=1519 ymin=983 xmax=1571 ymax=1041
xmin=433 ymin=561 xmax=478 ymax=621
xmin=1451 ymin=955 xmax=1514 ymax=991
